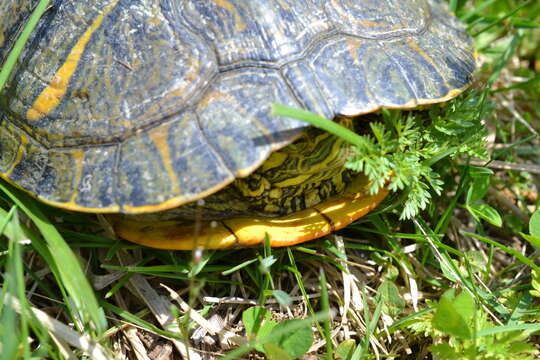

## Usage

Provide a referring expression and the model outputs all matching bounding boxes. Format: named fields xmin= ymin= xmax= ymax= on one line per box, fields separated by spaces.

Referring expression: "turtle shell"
xmin=0 ymin=0 xmax=475 ymax=215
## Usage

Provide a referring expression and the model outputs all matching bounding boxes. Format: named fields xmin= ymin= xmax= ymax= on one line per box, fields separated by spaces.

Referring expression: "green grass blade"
xmin=221 ymin=258 xmax=258 ymax=276
xmin=463 ymin=231 xmax=540 ymax=273
xmin=472 ymin=0 xmax=533 ymax=36
xmin=1 ymin=210 xmax=24 ymax=359
xmin=319 ymin=268 xmax=333 ymax=360
xmin=0 ymin=181 xmax=107 ymax=334
xmin=477 ymin=323 xmax=540 ymax=337
xmin=486 ymin=34 xmax=523 ymax=89
xmin=0 ymin=206 xmax=73 ymax=314
xmin=0 ymin=0 xmax=51 ymax=94
xmin=272 ymin=104 xmax=366 ymax=147
xmin=9 ymin=212 xmax=31 ymax=359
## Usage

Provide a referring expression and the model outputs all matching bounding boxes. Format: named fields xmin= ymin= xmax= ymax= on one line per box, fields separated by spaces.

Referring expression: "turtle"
xmin=0 ymin=0 xmax=475 ymax=250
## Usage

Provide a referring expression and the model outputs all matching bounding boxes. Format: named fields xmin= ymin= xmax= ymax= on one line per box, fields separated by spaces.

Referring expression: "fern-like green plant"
xmin=273 ymin=91 xmax=490 ymax=219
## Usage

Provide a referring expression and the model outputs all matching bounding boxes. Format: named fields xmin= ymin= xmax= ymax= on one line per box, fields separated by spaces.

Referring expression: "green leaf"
xmin=467 ymin=203 xmax=502 ymax=227
xmin=468 ymin=166 xmax=494 ymax=177
xmin=466 ymin=167 xmax=491 ymax=204
xmin=256 ymin=320 xmax=278 ymax=348
xmin=476 ymin=323 xmax=540 ymax=337
xmin=433 ymin=290 xmax=472 ymax=339
xmin=382 ymin=265 xmax=400 ymax=282
xmin=242 ymin=306 xmax=272 ymax=337
xmin=529 ymin=209 xmax=540 ymax=238
xmin=507 ymin=341 xmax=538 ymax=356
xmin=531 ymin=269 xmax=540 ymax=298
xmin=270 ymin=319 xmax=313 ymax=359
xmin=272 ymin=290 xmax=293 ymax=307
xmin=520 ymin=233 xmax=540 ymax=249
xmin=431 ymin=343 xmax=460 ymax=359
xmin=274 ymin=88 xmax=489 ymax=221
xmin=510 ymin=17 xmax=540 ymax=28
xmin=519 ymin=200 xmax=540 ymax=248
xmin=242 ymin=306 xmax=278 ymax=353
xmin=263 ymin=343 xmax=293 ymax=360
xmin=453 ymin=291 xmax=476 ymax=321
xmin=336 ymin=339 xmax=356 ymax=360
xmin=378 ymin=281 xmax=405 ymax=316
xmin=440 ymin=258 xmax=460 ymax=282
xmin=259 ymin=255 xmax=277 ymax=273
xmin=465 ymin=250 xmax=486 ymax=270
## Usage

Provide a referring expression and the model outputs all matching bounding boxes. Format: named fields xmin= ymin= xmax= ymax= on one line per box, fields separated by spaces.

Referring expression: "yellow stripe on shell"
xmin=406 ymin=39 xmax=439 ymax=71
xmin=4 ymin=134 xmax=28 ymax=176
xmin=148 ymin=123 xmax=181 ymax=195
xmin=26 ymin=0 xmax=121 ymax=122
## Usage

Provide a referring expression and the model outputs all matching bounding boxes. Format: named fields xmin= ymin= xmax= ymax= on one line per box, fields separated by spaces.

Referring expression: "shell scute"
xmin=36 ymin=145 xmax=118 ymax=210
xmin=195 ymin=68 xmax=304 ymax=178
xmin=308 ymin=38 xmax=378 ymax=116
xmin=1 ymin=120 xmax=47 ymax=195
xmin=116 ymin=111 xmax=235 ymax=213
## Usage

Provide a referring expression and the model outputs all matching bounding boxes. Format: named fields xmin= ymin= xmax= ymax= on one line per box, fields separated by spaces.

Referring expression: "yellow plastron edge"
xmin=112 ymin=175 xmax=389 ymax=250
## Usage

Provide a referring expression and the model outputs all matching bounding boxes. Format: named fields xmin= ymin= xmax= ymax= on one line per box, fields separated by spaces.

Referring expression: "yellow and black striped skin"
xmin=0 ymin=0 xmax=475 ymax=248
